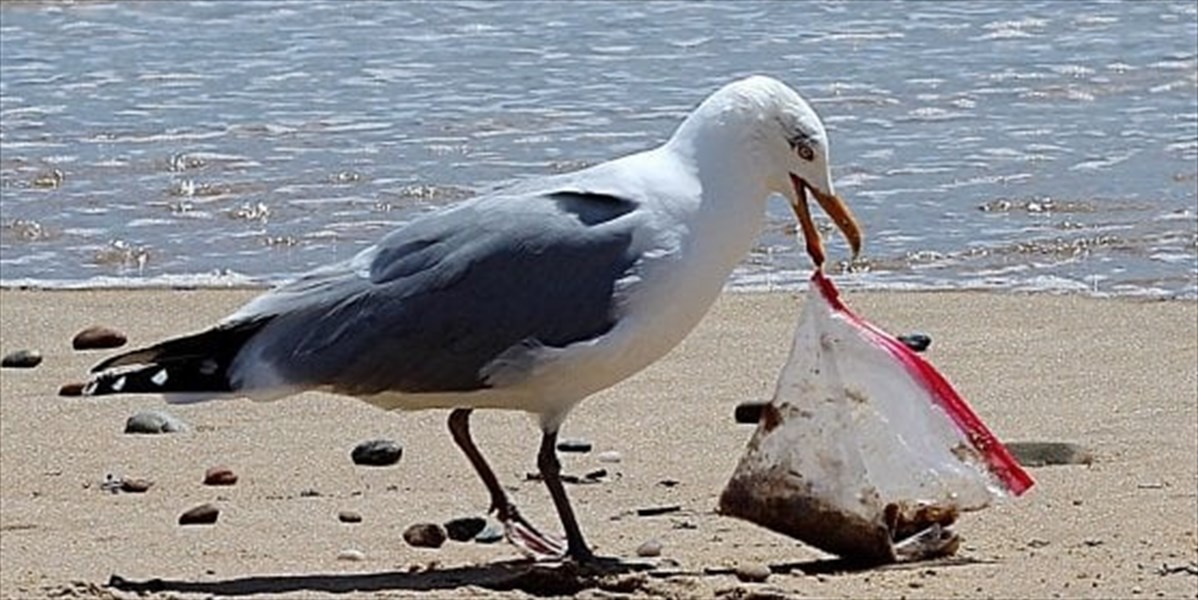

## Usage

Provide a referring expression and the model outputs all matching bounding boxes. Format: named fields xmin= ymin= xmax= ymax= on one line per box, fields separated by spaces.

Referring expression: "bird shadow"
xmin=107 ymin=557 xmax=655 ymax=598
xmin=772 ymin=554 xmax=991 ymax=576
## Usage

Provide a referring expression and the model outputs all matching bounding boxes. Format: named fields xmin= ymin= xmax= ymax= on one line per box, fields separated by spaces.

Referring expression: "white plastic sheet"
xmin=720 ymin=271 xmax=1033 ymax=562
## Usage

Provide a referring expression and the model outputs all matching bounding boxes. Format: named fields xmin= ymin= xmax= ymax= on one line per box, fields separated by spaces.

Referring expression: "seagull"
xmin=81 ymin=75 xmax=862 ymax=563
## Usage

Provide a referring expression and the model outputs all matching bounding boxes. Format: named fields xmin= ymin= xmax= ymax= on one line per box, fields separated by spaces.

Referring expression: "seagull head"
xmin=674 ymin=76 xmax=863 ymax=268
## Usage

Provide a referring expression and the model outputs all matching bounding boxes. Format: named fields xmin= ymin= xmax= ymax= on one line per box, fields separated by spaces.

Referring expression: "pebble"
xmin=403 ymin=523 xmax=447 ymax=548
xmin=58 ymin=382 xmax=85 ymax=397
xmin=734 ymin=562 xmax=772 ymax=583
xmin=350 ymin=439 xmax=403 ymax=466
xmin=443 ymin=516 xmax=487 ymax=542
xmin=72 ymin=326 xmax=127 ymax=350
xmin=125 ymin=410 xmax=190 ymax=434
xmin=203 ymin=466 xmax=238 ymax=486
xmin=119 ymin=478 xmax=153 ymax=493
xmin=734 ymin=401 xmax=766 ymax=424
xmin=636 ymin=504 xmax=682 ymax=517
xmin=1 ymin=349 xmax=42 ymax=369
xmin=636 ymin=539 xmax=663 ymax=557
xmin=896 ymin=332 xmax=933 ymax=353
xmin=337 ymin=548 xmax=366 ymax=562
xmin=338 ymin=510 xmax=363 ymax=524
xmin=1006 ymin=441 xmax=1095 ymax=467
xmin=555 ymin=438 xmax=593 ymax=453
xmin=596 ymin=450 xmax=623 ymax=463
xmin=474 ymin=521 xmax=504 ymax=544
xmin=178 ymin=503 xmax=219 ymax=525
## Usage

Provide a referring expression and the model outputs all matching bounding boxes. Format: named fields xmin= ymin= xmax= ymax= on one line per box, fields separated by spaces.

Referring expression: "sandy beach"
xmin=1 ymin=287 xmax=1195 ymax=599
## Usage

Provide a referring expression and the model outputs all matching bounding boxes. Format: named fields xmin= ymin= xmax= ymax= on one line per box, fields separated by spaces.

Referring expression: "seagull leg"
xmin=538 ymin=429 xmax=595 ymax=562
xmin=447 ymin=409 xmax=566 ymax=559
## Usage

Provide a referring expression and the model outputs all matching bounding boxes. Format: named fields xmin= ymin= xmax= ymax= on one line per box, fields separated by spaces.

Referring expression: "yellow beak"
xmin=788 ymin=173 xmax=862 ymax=268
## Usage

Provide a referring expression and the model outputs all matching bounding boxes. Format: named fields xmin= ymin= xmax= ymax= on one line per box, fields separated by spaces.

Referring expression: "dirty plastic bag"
xmin=719 ymin=271 xmax=1033 ymax=563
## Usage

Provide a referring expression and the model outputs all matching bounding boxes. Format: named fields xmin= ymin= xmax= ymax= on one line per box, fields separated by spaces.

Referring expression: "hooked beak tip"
xmin=788 ymin=174 xmax=863 ymax=268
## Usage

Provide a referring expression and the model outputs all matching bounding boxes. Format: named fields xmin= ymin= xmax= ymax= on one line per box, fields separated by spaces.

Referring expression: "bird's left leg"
xmin=447 ymin=409 xmax=566 ymax=559
xmin=538 ymin=429 xmax=595 ymax=563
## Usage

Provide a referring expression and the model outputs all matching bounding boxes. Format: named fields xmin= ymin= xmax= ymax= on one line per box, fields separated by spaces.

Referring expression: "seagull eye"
xmin=793 ymin=140 xmax=815 ymax=161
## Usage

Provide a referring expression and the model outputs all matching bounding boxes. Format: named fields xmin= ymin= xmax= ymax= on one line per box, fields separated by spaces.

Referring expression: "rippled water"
xmin=1 ymin=0 xmax=1195 ymax=297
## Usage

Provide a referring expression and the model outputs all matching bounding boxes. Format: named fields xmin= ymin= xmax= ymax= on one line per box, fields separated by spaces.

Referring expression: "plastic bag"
xmin=719 ymin=271 xmax=1033 ymax=563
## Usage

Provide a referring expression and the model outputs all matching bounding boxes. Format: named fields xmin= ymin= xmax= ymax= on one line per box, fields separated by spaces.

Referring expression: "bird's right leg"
xmin=447 ymin=408 xmax=566 ymax=559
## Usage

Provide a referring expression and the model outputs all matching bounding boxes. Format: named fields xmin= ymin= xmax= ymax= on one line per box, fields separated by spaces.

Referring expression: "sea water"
xmin=1 ymin=1 xmax=1195 ymax=298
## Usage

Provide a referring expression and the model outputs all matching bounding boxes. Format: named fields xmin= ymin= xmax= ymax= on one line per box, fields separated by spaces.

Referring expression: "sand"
xmin=1 ymin=287 xmax=1195 ymax=600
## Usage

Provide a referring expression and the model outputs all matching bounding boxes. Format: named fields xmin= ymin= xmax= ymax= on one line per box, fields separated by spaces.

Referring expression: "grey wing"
xmin=230 ymin=190 xmax=644 ymax=395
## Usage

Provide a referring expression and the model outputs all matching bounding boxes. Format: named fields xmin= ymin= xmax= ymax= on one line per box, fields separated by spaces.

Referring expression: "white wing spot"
xmin=112 ymin=376 xmax=126 ymax=392
xmin=151 ymin=369 xmax=169 ymax=386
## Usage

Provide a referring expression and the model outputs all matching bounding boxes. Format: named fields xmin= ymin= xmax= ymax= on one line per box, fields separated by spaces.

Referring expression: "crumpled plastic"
xmin=719 ymin=271 xmax=1033 ymax=563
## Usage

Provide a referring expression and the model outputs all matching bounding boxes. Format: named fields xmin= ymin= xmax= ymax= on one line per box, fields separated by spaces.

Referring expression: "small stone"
xmin=636 ymin=504 xmax=682 ymax=517
xmin=203 ymin=466 xmax=238 ymax=486
xmin=896 ymin=332 xmax=933 ymax=353
xmin=337 ymin=548 xmax=365 ymax=562
xmin=403 ymin=523 xmax=447 ymax=548
xmin=2 ymin=349 xmax=42 ymax=368
xmin=178 ymin=503 xmax=219 ymax=525
xmin=596 ymin=450 xmax=623 ymax=463
xmin=338 ymin=510 xmax=363 ymax=524
xmin=125 ymin=410 xmax=190 ymax=434
xmin=1006 ymin=441 xmax=1095 ymax=467
xmin=351 ymin=439 xmax=403 ymax=466
xmin=734 ymin=562 xmax=771 ymax=583
xmin=119 ymin=478 xmax=153 ymax=493
xmin=443 ymin=517 xmax=486 ymax=542
xmin=636 ymin=539 xmax=663 ymax=557
xmin=58 ymin=382 xmax=85 ymax=397
xmin=72 ymin=326 xmax=127 ymax=350
xmin=474 ymin=521 xmax=503 ymax=544
xmin=556 ymin=438 xmax=593 ymax=453
xmin=734 ymin=401 xmax=766 ymax=424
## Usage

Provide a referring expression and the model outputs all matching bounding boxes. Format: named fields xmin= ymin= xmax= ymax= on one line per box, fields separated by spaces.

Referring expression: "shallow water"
xmin=1 ymin=0 xmax=1195 ymax=297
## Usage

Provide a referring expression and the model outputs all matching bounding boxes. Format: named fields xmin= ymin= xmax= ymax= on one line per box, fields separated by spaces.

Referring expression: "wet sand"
xmin=1 ymin=288 xmax=1195 ymax=599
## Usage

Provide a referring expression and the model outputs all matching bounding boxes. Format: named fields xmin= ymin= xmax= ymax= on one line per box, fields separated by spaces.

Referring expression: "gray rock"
xmin=351 ymin=439 xmax=403 ymax=466
xmin=474 ymin=521 xmax=504 ymax=544
xmin=1006 ymin=441 xmax=1095 ymax=467
xmin=596 ymin=450 xmax=623 ymax=463
xmin=734 ymin=562 xmax=772 ymax=583
xmin=556 ymin=438 xmax=592 ymax=453
xmin=897 ymin=332 xmax=933 ymax=353
xmin=2 ymin=349 xmax=42 ymax=369
xmin=636 ymin=538 xmax=663 ymax=557
xmin=125 ymin=410 xmax=190 ymax=434
xmin=178 ymin=503 xmax=219 ymax=525
xmin=403 ymin=523 xmax=447 ymax=548
xmin=72 ymin=326 xmax=127 ymax=350
xmin=337 ymin=548 xmax=365 ymax=561
xmin=444 ymin=516 xmax=486 ymax=542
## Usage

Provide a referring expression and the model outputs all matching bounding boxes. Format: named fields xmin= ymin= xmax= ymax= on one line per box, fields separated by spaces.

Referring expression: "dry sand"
xmin=1 ymin=287 xmax=1195 ymax=600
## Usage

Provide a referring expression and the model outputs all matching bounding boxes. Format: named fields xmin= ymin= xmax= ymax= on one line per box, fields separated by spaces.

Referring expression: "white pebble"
xmin=337 ymin=549 xmax=365 ymax=562
xmin=597 ymin=450 xmax=623 ymax=464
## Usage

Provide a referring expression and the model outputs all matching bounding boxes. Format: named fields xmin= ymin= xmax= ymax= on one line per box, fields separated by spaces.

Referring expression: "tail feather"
xmin=85 ymin=319 xmax=270 ymax=397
